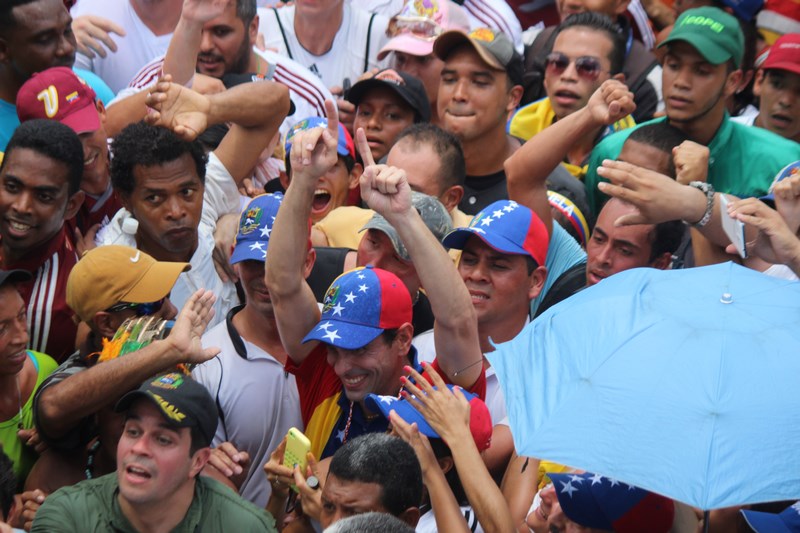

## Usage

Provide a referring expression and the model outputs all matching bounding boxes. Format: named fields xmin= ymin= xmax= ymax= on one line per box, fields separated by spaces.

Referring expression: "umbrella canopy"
xmin=487 ymin=262 xmax=800 ymax=510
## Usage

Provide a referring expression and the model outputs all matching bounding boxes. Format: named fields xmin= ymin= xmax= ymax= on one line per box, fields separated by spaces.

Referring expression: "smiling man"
xmin=31 ymin=374 xmax=277 ymax=532
xmin=16 ymin=67 xmax=122 ymax=232
xmin=0 ymin=119 xmax=85 ymax=362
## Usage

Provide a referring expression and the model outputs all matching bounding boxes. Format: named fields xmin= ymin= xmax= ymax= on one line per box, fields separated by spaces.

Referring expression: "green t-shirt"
xmin=32 ymin=474 xmax=277 ymax=532
xmin=584 ymin=115 xmax=800 ymax=215
xmin=0 ymin=350 xmax=57 ymax=487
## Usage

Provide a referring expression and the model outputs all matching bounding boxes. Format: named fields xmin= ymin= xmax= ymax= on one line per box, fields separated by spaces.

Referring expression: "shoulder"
xmin=197 ymin=477 xmax=278 ymax=529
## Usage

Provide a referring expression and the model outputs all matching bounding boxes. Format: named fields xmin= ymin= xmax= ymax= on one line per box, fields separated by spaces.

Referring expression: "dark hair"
xmin=627 ymin=122 xmax=690 ymax=177
xmin=325 ymin=512 xmax=414 ymax=533
xmin=0 ymin=0 xmax=37 ymax=35
xmin=2 ymin=119 xmax=83 ymax=196
xmin=111 ymin=122 xmax=208 ymax=196
xmin=236 ymin=0 xmax=257 ymax=27
xmin=395 ymin=124 xmax=466 ymax=190
xmin=428 ymin=438 xmax=469 ymax=505
xmin=0 ymin=448 xmax=15 ymax=519
xmin=328 ymin=433 xmax=423 ymax=517
xmin=650 ymin=220 xmax=685 ymax=262
xmin=555 ymin=12 xmax=626 ymax=75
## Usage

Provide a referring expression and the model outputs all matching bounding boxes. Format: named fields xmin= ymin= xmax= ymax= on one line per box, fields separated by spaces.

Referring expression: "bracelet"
xmin=685 ymin=181 xmax=715 ymax=228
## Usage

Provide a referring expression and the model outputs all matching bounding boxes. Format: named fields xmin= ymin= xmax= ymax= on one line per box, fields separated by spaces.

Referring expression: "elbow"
xmin=36 ymin=388 xmax=68 ymax=438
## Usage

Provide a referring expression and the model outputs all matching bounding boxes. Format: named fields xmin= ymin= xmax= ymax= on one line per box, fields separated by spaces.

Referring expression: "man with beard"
xmin=585 ymin=7 xmax=800 ymax=216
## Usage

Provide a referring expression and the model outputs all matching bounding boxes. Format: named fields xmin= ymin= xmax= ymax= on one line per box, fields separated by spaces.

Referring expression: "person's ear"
xmin=649 ymin=252 xmax=672 ymax=270
xmin=95 ymin=99 xmax=107 ymax=123
xmin=190 ymin=447 xmax=212 ymax=478
xmin=249 ymin=14 xmax=259 ymax=44
xmin=65 ymin=190 xmax=85 ymax=220
xmin=436 ymin=456 xmax=454 ymax=475
xmin=527 ymin=265 xmax=547 ymax=301
xmin=395 ymin=322 xmax=414 ymax=354
xmin=440 ymin=185 xmax=464 ymax=213
xmin=92 ymin=311 xmax=123 ymax=339
xmin=398 ymin=506 xmax=422 ymax=527
xmin=302 ymin=247 xmax=317 ymax=279
xmin=752 ymin=69 xmax=765 ymax=98
xmin=348 ymin=162 xmax=363 ymax=189
xmin=724 ymin=69 xmax=744 ymax=99
xmin=507 ymin=84 xmax=523 ymax=112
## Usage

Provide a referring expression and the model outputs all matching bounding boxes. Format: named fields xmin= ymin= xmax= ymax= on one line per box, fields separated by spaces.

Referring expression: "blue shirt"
xmin=530 ymin=224 xmax=586 ymax=317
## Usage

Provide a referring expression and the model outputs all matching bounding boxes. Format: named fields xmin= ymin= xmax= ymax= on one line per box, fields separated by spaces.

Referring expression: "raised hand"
xmin=165 ymin=289 xmax=219 ymax=365
xmin=587 ymin=79 xmax=636 ymax=126
xmin=673 ymin=141 xmax=710 ymax=186
xmin=355 ymin=128 xmax=412 ymax=218
xmin=207 ymin=442 xmax=251 ymax=489
xmin=727 ymin=197 xmax=800 ymax=268
xmin=289 ymin=100 xmax=340 ymax=185
xmin=772 ymin=172 xmax=800 ymax=234
xmin=72 ymin=15 xmax=126 ymax=59
xmin=181 ymin=0 xmax=232 ymax=24
xmin=145 ymin=75 xmax=212 ymax=141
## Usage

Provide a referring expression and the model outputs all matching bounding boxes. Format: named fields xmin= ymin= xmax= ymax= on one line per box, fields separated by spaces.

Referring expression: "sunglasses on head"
xmin=386 ymin=14 xmax=443 ymax=41
xmin=106 ymin=298 xmax=166 ymax=317
xmin=545 ymin=52 xmax=605 ymax=81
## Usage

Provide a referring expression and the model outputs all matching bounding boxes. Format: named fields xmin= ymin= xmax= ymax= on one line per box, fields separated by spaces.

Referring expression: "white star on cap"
xmin=260 ymin=225 xmax=272 ymax=238
xmin=249 ymin=242 xmax=265 ymax=252
xmin=331 ymin=303 xmax=345 ymax=316
xmin=493 ymin=209 xmax=505 ymax=218
xmin=323 ymin=329 xmax=341 ymax=342
xmin=344 ymin=292 xmax=357 ymax=303
xmin=358 ymin=284 xmax=368 ymax=293
xmin=560 ymin=480 xmax=578 ymax=498
xmin=503 ymin=204 xmax=516 ymax=213
xmin=378 ymin=395 xmax=395 ymax=405
xmin=480 ymin=216 xmax=494 ymax=226
xmin=318 ymin=321 xmax=333 ymax=331
xmin=589 ymin=474 xmax=604 ymax=485
xmin=357 ymin=273 xmax=366 ymax=280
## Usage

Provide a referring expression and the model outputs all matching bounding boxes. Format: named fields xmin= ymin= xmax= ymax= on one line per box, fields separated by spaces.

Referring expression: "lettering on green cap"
xmin=680 ymin=15 xmax=725 ymax=33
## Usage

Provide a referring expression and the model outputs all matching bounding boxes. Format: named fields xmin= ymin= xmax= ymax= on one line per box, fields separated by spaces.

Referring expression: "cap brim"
xmin=121 ymin=261 xmax=190 ymax=303
xmin=361 ymin=217 xmax=408 ymax=261
xmin=302 ymin=319 xmax=384 ymax=350
xmin=659 ymin=33 xmax=730 ymax=65
xmin=442 ymin=227 xmax=529 ymax=255
xmin=0 ymin=269 xmax=32 ymax=286
xmin=60 ymin=104 xmax=101 ymax=135
xmin=740 ymin=510 xmax=793 ymax=533
xmin=434 ymin=30 xmax=504 ymax=70
xmin=365 ymin=393 xmax=441 ymax=438
xmin=378 ymin=35 xmax=435 ymax=61
xmin=230 ymin=244 xmax=267 ymax=265
xmin=763 ymin=62 xmax=800 ymax=75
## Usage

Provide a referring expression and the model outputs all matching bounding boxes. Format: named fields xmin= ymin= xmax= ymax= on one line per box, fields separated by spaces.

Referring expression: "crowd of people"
xmin=0 ymin=0 xmax=799 ymax=531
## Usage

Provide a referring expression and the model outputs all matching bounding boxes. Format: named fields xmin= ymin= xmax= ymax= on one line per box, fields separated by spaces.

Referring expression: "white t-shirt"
xmin=256 ymin=3 xmax=390 ymax=88
xmin=194 ymin=317 xmax=302 ymax=507
xmin=417 ymin=505 xmax=485 ymax=533
xmin=413 ymin=328 xmax=514 ymax=425
xmin=96 ymin=152 xmax=240 ymax=329
xmin=72 ymin=0 xmax=173 ymax=93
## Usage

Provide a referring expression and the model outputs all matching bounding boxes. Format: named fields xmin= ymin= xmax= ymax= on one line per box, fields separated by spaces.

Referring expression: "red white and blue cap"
xmin=303 ymin=266 xmax=412 ymax=350
xmin=442 ymin=200 xmax=549 ymax=266
xmin=284 ymin=116 xmax=356 ymax=160
xmin=230 ymin=193 xmax=283 ymax=264
xmin=761 ymin=161 xmax=800 ymax=205
xmin=365 ymin=385 xmax=493 ymax=451
xmin=549 ymin=472 xmax=674 ymax=533
xmin=742 ymin=501 xmax=800 ymax=533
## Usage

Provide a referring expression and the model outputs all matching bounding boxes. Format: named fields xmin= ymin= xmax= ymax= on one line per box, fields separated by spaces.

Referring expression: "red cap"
xmin=762 ymin=33 xmax=800 ymax=75
xmin=16 ymin=67 xmax=100 ymax=134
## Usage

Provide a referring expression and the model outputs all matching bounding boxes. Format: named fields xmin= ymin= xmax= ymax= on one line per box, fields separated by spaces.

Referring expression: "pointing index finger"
xmin=324 ymin=99 xmax=340 ymax=142
xmin=355 ymin=128 xmax=376 ymax=167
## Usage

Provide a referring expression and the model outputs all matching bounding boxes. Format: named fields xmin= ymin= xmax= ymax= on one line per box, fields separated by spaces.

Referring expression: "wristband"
xmin=685 ymin=181 xmax=715 ymax=228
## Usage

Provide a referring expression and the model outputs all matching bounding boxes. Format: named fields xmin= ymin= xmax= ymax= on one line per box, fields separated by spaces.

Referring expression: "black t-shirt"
xmin=460 ymin=169 xmax=508 ymax=216
xmin=308 ymin=247 xmax=435 ymax=334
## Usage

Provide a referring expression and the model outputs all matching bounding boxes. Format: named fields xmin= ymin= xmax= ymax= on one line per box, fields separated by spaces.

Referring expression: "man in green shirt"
xmin=32 ymin=374 xmax=276 ymax=532
xmin=584 ymin=6 xmax=800 ymax=215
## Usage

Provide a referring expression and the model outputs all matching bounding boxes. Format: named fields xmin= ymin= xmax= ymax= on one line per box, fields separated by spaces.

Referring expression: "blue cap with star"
xmin=742 ymin=501 xmax=800 ymax=533
xmin=548 ymin=472 xmax=674 ymax=533
xmin=230 ymin=193 xmax=283 ymax=265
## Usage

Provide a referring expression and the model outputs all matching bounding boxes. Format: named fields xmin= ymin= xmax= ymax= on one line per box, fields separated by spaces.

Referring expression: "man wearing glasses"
xmin=33 ymin=245 xmax=220 ymax=453
xmin=508 ymin=12 xmax=635 ymax=181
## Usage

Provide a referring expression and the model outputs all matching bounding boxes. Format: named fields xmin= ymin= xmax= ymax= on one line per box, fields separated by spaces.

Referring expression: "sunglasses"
xmin=386 ymin=15 xmax=444 ymax=41
xmin=106 ymin=298 xmax=166 ymax=317
xmin=545 ymin=52 xmax=605 ymax=81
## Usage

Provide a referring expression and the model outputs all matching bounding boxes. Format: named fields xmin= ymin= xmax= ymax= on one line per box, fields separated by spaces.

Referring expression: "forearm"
xmin=206 ymin=81 xmax=290 ymax=130
xmin=450 ymin=438 xmax=516 ymax=533
xmin=37 ymin=340 xmax=182 ymax=438
xmin=104 ymin=90 xmax=149 ymax=138
xmin=387 ymin=210 xmax=482 ymax=386
xmin=501 ymin=453 xmax=540 ymax=531
xmin=424 ymin=467 xmax=471 ymax=533
xmin=163 ymin=17 xmax=203 ymax=86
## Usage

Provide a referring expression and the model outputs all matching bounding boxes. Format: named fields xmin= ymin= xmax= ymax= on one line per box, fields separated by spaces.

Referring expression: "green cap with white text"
xmin=659 ymin=7 xmax=744 ymax=68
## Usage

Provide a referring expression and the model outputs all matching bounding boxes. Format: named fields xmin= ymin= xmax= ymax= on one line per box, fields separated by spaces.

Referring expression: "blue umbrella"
xmin=487 ymin=262 xmax=800 ymax=511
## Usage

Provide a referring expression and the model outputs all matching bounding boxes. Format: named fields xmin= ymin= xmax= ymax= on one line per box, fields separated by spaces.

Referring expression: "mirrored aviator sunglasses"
xmin=386 ymin=14 xmax=443 ymax=41
xmin=545 ymin=52 xmax=604 ymax=81
xmin=106 ymin=298 xmax=166 ymax=317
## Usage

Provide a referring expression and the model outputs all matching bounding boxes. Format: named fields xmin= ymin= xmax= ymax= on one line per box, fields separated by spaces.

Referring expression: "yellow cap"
xmin=66 ymin=245 xmax=189 ymax=323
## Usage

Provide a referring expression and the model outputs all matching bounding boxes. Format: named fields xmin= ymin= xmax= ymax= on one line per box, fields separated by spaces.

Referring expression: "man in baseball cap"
xmin=33 ymin=246 xmax=220 ymax=452
xmin=432 ymin=28 xmax=525 ymax=215
xmin=16 ymin=67 xmax=122 ymax=231
xmin=379 ymin=0 xmax=470 ymax=125
xmin=32 ymin=373 xmax=276 ymax=531
xmin=348 ymin=69 xmax=431 ymax=162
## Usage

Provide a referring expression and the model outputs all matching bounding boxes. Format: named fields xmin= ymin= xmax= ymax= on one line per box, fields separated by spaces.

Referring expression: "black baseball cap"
xmin=0 ymin=269 xmax=31 ymax=287
xmin=346 ymin=69 xmax=431 ymax=122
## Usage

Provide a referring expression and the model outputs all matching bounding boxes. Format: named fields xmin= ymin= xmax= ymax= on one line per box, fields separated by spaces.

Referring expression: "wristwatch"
xmin=686 ymin=181 xmax=715 ymax=228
